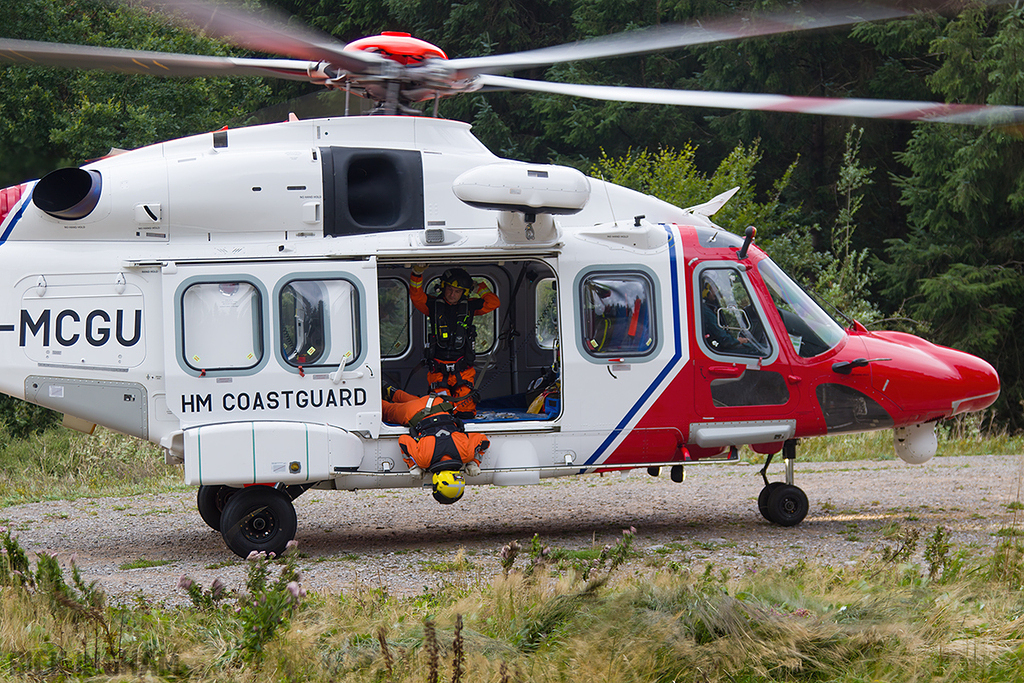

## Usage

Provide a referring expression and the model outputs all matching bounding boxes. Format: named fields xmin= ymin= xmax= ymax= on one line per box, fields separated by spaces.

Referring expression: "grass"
xmin=0 ymin=420 xmax=1022 ymax=680
xmin=5 ymin=525 xmax=1024 ymax=681
xmin=748 ymin=417 xmax=1024 ymax=464
xmin=117 ymin=558 xmax=173 ymax=570
xmin=0 ymin=425 xmax=182 ymax=506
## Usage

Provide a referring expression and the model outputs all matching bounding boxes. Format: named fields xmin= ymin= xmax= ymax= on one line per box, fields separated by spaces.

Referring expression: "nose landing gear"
xmin=757 ymin=439 xmax=808 ymax=527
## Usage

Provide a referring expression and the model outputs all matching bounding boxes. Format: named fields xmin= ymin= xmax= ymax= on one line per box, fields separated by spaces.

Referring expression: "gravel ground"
xmin=3 ymin=453 xmax=1023 ymax=606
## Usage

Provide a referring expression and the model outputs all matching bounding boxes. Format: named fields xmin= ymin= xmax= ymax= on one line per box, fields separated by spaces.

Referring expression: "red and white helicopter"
xmin=0 ymin=0 xmax=1006 ymax=556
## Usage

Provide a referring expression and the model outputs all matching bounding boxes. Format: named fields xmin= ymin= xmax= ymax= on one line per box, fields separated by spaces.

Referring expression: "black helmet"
xmin=440 ymin=268 xmax=473 ymax=293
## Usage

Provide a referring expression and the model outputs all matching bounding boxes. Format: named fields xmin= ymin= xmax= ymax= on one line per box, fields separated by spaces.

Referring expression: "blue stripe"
xmin=0 ymin=183 xmax=34 ymax=246
xmin=582 ymin=224 xmax=684 ymax=469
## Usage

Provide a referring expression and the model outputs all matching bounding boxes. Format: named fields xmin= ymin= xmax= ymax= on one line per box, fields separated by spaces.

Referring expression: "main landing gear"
xmin=196 ymin=484 xmax=310 ymax=557
xmin=757 ymin=439 xmax=808 ymax=527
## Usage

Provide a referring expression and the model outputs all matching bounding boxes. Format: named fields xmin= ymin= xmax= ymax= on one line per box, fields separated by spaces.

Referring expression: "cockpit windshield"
xmin=757 ymin=258 xmax=845 ymax=358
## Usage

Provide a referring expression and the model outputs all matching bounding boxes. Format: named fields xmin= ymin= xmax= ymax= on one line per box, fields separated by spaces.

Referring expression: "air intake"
xmin=32 ymin=168 xmax=102 ymax=220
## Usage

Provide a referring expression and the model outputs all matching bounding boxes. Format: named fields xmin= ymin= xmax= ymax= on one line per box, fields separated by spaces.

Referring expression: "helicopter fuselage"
xmin=0 ymin=115 xmax=1000 ymax=555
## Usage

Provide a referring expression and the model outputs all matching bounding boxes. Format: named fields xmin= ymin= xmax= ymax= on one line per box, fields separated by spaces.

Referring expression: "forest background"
xmin=0 ymin=0 xmax=1021 ymax=433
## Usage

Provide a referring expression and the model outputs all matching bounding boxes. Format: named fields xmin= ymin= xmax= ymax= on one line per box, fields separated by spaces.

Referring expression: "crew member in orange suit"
xmin=409 ymin=266 xmax=499 ymax=418
xmin=383 ymin=384 xmax=488 ymax=504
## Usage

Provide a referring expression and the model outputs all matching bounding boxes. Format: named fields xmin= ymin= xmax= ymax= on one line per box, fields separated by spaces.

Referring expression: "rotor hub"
xmin=344 ymin=32 xmax=448 ymax=64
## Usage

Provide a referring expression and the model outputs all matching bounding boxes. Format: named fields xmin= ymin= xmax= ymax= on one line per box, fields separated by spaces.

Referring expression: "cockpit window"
xmin=757 ymin=258 xmax=845 ymax=358
xmin=694 ymin=227 xmax=743 ymax=250
xmin=697 ymin=268 xmax=772 ymax=358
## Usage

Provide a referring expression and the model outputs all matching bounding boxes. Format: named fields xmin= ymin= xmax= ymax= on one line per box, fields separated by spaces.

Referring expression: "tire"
xmin=196 ymin=485 xmax=236 ymax=532
xmin=765 ymin=484 xmax=809 ymax=527
xmin=757 ymin=482 xmax=784 ymax=521
xmin=220 ymin=486 xmax=297 ymax=558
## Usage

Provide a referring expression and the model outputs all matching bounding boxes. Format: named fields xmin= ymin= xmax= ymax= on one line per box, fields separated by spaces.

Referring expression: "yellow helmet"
xmin=431 ymin=470 xmax=466 ymax=505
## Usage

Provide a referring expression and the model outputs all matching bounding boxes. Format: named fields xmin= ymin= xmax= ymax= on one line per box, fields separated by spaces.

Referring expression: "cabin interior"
xmin=377 ymin=259 xmax=561 ymax=422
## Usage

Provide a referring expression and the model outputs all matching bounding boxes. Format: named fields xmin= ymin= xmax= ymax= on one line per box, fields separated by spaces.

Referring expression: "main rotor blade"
xmin=480 ymin=74 xmax=1024 ymax=126
xmin=449 ymin=0 xmax=918 ymax=77
xmin=133 ymin=0 xmax=384 ymax=75
xmin=0 ymin=38 xmax=318 ymax=79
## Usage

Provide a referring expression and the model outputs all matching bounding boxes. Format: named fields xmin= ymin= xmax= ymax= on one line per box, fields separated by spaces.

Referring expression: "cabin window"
xmin=697 ymin=267 xmax=772 ymax=358
xmin=535 ymin=278 xmax=558 ymax=349
xmin=580 ymin=272 xmax=655 ymax=358
xmin=711 ymin=370 xmax=790 ymax=406
xmin=425 ymin=275 xmax=497 ymax=355
xmin=182 ymin=281 xmax=263 ymax=371
xmin=379 ymin=278 xmax=411 ymax=358
xmin=279 ymin=278 xmax=359 ymax=369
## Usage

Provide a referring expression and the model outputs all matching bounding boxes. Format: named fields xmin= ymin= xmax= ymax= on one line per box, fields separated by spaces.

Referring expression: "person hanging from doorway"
xmin=409 ymin=266 xmax=500 ymax=418
xmin=383 ymin=383 xmax=489 ymax=505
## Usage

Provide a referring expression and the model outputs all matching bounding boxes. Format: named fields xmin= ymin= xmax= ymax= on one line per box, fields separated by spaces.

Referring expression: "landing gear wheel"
xmin=220 ymin=486 xmax=297 ymax=558
xmin=757 ymin=482 xmax=784 ymax=521
xmin=196 ymin=485 xmax=236 ymax=532
xmin=765 ymin=484 xmax=809 ymax=527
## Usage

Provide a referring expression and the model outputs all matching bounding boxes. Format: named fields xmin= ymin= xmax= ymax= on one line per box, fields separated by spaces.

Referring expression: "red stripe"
xmin=0 ymin=184 xmax=25 ymax=224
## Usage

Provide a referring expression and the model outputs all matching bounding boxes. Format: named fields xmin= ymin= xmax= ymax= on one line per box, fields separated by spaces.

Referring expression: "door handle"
xmin=707 ymin=364 xmax=744 ymax=379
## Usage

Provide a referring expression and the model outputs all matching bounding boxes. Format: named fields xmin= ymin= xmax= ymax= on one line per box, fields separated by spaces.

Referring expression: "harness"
xmin=429 ymin=297 xmax=475 ymax=361
xmin=406 ymin=396 xmax=455 ymax=429
xmin=409 ymin=410 xmax=467 ymax=473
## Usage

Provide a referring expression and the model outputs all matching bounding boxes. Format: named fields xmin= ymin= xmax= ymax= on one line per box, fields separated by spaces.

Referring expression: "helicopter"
xmin=0 ymin=0 xmax=1007 ymax=557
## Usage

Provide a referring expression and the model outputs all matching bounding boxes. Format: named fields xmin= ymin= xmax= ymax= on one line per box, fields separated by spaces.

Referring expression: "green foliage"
xmin=814 ymin=126 xmax=882 ymax=324
xmin=2 ymin=529 xmax=117 ymax=660
xmin=0 ymin=526 xmax=32 ymax=586
xmin=9 ymin=528 xmax=1024 ymax=679
xmin=235 ymin=547 xmax=306 ymax=661
xmin=0 ymin=426 xmax=178 ymax=506
xmin=590 ymin=139 xmax=894 ymax=323
xmin=507 ymin=528 xmax=639 ymax=587
xmin=178 ymin=540 xmax=306 ymax=662
xmin=988 ymin=539 xmax=1024 ymax=589
xmin=924 ymin=525 xmax=954 ymax=582
xmin=0 ymin=396 xmax=59 ymax=439
xmin=0 ymin=0 xmax=278 ymax=186
xmin=499 ymin=539 xmax=522 ymax=576
xmin=877 ymin=523 xmax=921 ymax=565
xmin=589 ymin=142 xmax=826 ymax=280
xmin=878 ymin=5 xmax=1024 ymax=431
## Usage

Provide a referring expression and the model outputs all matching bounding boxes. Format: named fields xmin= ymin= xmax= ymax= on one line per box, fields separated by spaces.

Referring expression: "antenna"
xmin=737 ymin=226 xmax=756 ymax=260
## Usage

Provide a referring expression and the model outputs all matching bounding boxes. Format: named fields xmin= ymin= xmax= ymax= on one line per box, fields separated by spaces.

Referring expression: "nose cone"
xmin=864 ymin=331 xmax=999 ymax=422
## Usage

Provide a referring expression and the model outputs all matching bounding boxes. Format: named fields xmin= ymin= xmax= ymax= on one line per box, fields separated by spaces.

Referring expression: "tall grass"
xmin=759 ymin=413 xmax=1024 ymax=463
xmin=5 ymin=526 xmax=1024 ymax=681
xmin=1 ymin=420 xmax=1023 ymax=680
xmin=0 ymin=425 xmax=181 ymax=506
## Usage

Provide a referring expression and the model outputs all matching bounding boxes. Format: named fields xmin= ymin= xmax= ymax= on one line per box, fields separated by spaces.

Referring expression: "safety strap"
xmin=410 ymin=410 xmax=461 ymax=438
xmin=407 ymin=397 xmax=455 ymax=430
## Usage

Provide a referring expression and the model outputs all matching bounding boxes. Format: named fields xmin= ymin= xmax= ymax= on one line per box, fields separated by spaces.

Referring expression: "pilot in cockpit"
xmin=701 ymin=277 xmax=759 ymax=355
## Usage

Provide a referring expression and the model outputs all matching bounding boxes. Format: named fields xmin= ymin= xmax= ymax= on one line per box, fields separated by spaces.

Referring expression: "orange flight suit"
xmin=383 ymin=389 xmax=489 ymax=472
xmin=409 ymin=272 xmax=499 ymax=417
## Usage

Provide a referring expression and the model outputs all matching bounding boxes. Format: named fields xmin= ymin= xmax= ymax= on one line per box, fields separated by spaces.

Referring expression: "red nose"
xmin=863 ymin=331 xmax=1000 ymax=423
